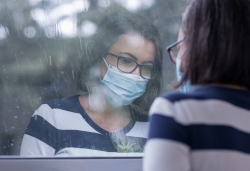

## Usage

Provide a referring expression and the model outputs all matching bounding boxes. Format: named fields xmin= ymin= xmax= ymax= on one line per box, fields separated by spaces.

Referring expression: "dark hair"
xmin=180 ymin=0 xmax=250 ymax=89
xmin=77 ymin=12 xmax=163 ymax=113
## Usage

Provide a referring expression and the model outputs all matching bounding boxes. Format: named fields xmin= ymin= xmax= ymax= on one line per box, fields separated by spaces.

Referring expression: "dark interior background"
xmin=0 ymin=0 xmax=187 ymax=155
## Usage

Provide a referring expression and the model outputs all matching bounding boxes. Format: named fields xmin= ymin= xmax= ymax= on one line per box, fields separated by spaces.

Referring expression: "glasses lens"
xmin=141 ymin=65 xmax=157 ymax=79
xmin=118 ymin=56 xmax=157 ymax=79
xmin=118 ymin=57 xmax=137 ymax=73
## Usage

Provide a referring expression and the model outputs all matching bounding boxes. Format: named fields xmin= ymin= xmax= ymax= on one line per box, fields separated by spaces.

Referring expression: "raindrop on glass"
xmin=49 ymin=56 xmax=52 ymax=66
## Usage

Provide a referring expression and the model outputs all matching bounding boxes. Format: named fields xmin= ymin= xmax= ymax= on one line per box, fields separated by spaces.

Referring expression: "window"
xmin=0 ymin=0 xmax=187 ymax=157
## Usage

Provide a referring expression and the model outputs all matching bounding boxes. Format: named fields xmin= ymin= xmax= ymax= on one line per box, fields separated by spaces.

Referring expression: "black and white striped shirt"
xmin=21 ymin=95 xmax=148 ymax=157
xmin=144 ymin=86 xmax=250 ymax=171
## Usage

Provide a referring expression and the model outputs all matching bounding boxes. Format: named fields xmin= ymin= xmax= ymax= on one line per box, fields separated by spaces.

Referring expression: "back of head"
xmin=182 ymin=0 xmax=250 ymax=89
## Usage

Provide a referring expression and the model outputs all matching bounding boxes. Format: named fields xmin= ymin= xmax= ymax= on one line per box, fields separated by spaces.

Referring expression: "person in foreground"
xmin=143 ymin=0 xmax=250 ymax=171
xmin=20 ymin=12 xmax=162 ymax=156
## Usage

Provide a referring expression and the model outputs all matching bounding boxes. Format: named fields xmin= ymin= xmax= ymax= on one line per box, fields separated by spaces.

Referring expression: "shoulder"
xmin=150 ymin=91 xmax=195 ymax=110
xmin=158 ymin=86 xmax=250 ymax=111
xmin=44 ymin=95 xmax=81 ymax=113
xmin=161 ymin=91 xmax=191 ymax=103
xmin=159 ymin=89 xmax=209 ymax=103
xmin=149 ymin=90 xmax=209 ymax=121
xmin=152 ymin=86 xmax=217 ymax=108
xmin=33 ymin=95 xmax=82 ymax=122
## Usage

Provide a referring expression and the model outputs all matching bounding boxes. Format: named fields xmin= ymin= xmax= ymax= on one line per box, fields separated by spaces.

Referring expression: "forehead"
xmin=108 ymin=31 xmax=156 ymax=62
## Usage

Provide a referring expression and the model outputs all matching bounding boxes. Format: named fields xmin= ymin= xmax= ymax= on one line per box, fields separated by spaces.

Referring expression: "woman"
xmin=144 ymin=0 xmax=250 ymax=171
xmin=20 ymin=12 xmax=162 ymax=156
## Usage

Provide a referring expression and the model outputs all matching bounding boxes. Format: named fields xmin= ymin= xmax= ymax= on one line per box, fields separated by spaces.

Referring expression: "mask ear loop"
xmin=102 ymin=56 xmax=109 ymax=68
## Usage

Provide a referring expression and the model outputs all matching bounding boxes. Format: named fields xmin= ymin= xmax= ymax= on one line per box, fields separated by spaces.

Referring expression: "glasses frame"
xmin=106 ymin=52 xmax=158 ymax=80
xmin=167 ymin=39 xmax=185 ymax=65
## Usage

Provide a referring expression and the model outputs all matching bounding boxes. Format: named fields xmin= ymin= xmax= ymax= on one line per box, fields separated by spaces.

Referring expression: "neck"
xmin=79 ymin=94 xmax=131 ymax=132
xmin=79 ymin=93 xmax=130 ymax=118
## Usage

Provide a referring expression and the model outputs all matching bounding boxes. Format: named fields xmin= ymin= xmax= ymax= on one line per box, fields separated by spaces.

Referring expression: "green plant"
xmin=112 ymin=139 xmax=143 ymax=153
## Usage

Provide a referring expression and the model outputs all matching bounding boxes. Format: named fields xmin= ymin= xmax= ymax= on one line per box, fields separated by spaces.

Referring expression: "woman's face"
xmin=101 ymin=31 xmax=156 ymax=78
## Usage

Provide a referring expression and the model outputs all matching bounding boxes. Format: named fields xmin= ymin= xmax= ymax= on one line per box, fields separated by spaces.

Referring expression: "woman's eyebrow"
xmin=119 ymin=52 xmax=154 ymax=64
xmin=119 ymin=52 xmax=137 ymax=61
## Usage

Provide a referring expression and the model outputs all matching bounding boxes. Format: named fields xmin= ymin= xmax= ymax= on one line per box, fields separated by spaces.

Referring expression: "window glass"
xmin=0 ymin=0 xmax=187 ymax=156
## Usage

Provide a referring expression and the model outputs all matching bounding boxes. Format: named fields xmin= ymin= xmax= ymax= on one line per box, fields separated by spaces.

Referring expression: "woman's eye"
xmin=143 ymin=65 xmax=153 ymax=72
xmin=120 ymin=57 xmax=133 ymax=64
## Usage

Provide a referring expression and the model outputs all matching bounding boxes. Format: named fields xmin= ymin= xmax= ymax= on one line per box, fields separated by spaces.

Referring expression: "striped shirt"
xmin=20 ymin=95 xmax=148 ymax=157
xmin=144 ymin=85 xmax=250 ymax=171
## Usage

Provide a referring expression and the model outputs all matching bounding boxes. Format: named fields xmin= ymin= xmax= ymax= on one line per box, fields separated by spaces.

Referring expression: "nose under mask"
xmin=101 ymin=65 xmax=148 ymax=108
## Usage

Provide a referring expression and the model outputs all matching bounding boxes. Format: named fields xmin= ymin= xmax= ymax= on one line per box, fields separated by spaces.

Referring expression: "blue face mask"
xmin=101 ymin=65 xmax=148 ymax=108
xmin=176 ymin=56 xmax=197 ymax=93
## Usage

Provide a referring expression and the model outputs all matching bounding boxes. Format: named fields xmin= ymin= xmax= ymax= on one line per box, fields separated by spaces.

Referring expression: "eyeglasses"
xmin=167 ymin=39 xmax=185 ymax=64
xmin=105 ymin=52 xmax=158 ymax=80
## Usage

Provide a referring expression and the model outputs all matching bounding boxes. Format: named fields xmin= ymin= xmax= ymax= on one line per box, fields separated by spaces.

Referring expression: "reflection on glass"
xmin=0 ymin=0 xmax=186 ymax=156
xmin=20 ymin=12 xmax=163 ymax=157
